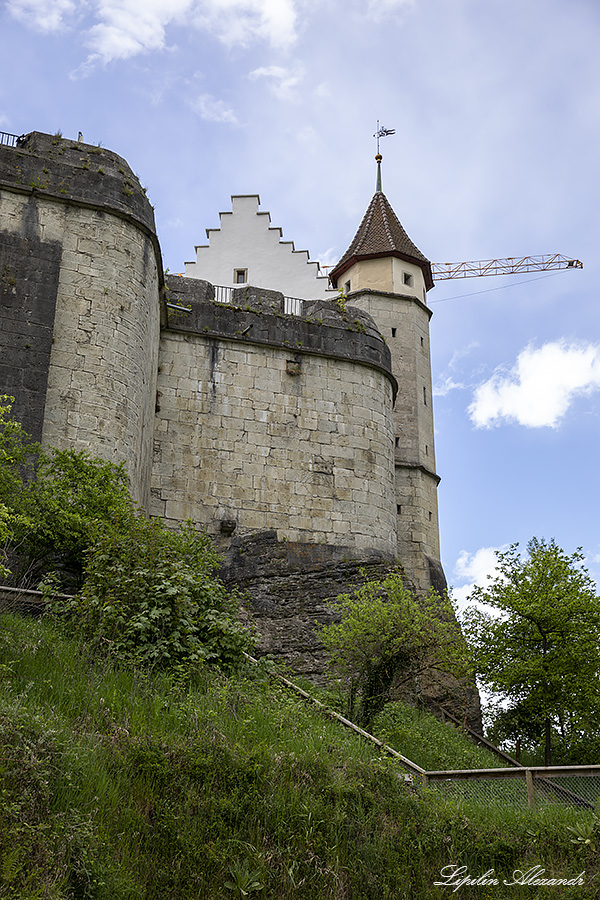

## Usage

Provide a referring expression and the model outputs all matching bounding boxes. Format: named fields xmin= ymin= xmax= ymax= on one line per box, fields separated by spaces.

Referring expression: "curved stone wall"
xmin=0 ymin=132 xmax=162 ymax=507
xmin=152 ymin=280 xmax=398 ymax=557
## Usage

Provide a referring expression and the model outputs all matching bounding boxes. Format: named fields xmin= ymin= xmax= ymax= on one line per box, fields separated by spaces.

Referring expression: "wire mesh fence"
xmin=0 ymin=584 xmax=67 ymax=616
xmin=424 ymin=766 xmax=600 ymax=811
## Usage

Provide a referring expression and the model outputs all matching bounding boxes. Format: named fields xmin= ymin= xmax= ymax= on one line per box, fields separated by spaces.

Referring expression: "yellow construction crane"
xmin=431 ymin=253 xmax=583 ymax=281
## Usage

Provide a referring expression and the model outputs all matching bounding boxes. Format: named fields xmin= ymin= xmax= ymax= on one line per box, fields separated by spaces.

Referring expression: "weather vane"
xmin=373 ymin=120 xmax=395 ymax=155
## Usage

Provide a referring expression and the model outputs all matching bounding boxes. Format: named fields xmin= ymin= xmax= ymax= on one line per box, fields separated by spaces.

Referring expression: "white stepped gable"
xmin=184 ymin=195 xmax=331 ymax=301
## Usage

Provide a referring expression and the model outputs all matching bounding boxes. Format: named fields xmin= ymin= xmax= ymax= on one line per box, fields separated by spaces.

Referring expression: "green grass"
xmin=0 ymin=613 xmax=598 ymax=899
xmin=371 ymin=702 xmax=507 ymax=772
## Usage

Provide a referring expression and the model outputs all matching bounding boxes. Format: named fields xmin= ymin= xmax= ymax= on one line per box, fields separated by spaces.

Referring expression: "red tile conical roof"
xmin=329 ymin=191 xmax=433 ymax=291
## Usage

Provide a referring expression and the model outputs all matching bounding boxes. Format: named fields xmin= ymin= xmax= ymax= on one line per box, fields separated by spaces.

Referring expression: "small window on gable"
xmin=403 ymin=272 xmax=413 ymax=287
xmin=344 ymin=280 xmax=351 ymax=294
xmin=234 ymin=269 xmax=247 ymax=284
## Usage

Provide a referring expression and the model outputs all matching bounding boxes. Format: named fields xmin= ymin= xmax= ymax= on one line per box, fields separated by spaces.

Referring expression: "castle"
xmin=1 ymin=132 xmax=463 ymax=704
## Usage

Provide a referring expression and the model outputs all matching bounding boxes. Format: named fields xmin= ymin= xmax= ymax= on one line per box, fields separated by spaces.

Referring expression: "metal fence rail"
xmin=425 ymin=765 xmax=600 ymax=810
xmin=0 ymin=131 xmax=22 ymax=148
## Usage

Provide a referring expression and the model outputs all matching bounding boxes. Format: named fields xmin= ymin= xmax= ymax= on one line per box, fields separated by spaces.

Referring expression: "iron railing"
xmin=213 ymin=284 xmax=304 ymax=316
xmin=0 ymin=131 xmax=23 ymax=148
xmin=167 ymin=284 xmax=305 ymax=316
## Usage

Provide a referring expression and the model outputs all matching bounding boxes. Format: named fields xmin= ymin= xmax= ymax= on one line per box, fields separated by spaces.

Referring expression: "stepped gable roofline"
xmin=193 ymin=194 xmax=323 ymax=271
xmin=329 ymin=190 xmax=434 ymax=291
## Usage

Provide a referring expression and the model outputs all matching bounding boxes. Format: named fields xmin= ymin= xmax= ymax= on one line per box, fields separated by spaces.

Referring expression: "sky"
xmin=2 ymin=0 xmax=599 ymax=609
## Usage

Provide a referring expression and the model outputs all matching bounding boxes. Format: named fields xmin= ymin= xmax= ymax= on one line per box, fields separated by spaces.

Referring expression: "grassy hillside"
xmin=0 ymin=613 xmax=597 ymax=899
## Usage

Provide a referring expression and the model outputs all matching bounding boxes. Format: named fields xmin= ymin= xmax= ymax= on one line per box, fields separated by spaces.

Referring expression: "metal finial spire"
xmin=373 ymin=120 xmax=395 ymax=192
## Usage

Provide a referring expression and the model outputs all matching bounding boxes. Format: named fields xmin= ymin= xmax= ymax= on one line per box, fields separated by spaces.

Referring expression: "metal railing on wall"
xmin=0 ymin=131 xmax=23 ymax=148
xmin=213 ymin=285 xmax=305 ymax=316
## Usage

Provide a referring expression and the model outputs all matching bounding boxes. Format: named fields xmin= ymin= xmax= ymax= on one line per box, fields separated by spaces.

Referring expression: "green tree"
xmin=462 ymin=538 xmax=600 ymax=766
xmin=57 ymin=516 xmax=253 ymax=671
xmin=0 ymin=395 xmax=39 ymax=502
xmin=319 ymin=570 xmax=471 ymax=728
xmin=0 ymin=395 xmax=36 ymax=578
xmin=0 ymin=396 xmax=133 ymax=588
xmin=18 ymin=448 xmax=133 ymax=587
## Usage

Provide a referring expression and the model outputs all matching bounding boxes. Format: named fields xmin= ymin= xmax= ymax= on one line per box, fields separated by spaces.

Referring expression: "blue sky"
xmin=2 ymin=0 xmax=599 ymax=605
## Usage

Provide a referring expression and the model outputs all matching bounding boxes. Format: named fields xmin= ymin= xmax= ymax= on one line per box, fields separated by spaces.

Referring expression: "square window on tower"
xmin=403 ymin=272 xmax=413 ymax=287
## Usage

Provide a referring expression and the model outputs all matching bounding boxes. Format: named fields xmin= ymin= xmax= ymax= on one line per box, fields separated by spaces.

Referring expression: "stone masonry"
xmin=0 ymin=132 xmax=480 ymax=725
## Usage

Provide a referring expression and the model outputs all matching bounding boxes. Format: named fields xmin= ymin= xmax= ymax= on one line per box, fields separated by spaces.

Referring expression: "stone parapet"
xmin=164 ymin=275 xmax=397 ymax=396
xmin=0 ymin=132 xmax=157 ymax=238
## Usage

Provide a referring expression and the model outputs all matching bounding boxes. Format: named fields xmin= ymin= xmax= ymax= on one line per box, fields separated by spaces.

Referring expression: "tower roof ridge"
xmin=329 ymin=190 xmax=433 ymax=291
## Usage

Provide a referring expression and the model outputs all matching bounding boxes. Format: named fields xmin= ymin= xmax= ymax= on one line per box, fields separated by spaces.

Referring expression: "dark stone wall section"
xmin=221 ymin=530 xmax=396 ymax=681
xmin=0 ymin=227 xmax=61 ymax=441
xmin=222 ymin=531 xmax=481 ymax=731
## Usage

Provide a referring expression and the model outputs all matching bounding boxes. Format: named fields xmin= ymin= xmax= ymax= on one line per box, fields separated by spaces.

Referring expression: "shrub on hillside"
xmin=319 ymin=570 xmax=471 ymax=728
xmin=51 ymin=517 xmax=253 ymax=672
xmin=17 ymin=448 xmax=134 ymax=588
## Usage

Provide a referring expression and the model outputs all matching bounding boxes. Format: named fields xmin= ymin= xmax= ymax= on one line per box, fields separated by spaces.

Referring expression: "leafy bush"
xmin=319 ymin=570 xmax=471 ymax=727
xmin=0 ymin=394 xmax=133 ymax=588
xmin=54 ymin=517 xmax=254 ymax=671
xmin=16 ymin=448 xmax=133 ymax=588
xmin=0 ymin=395 xmax=37 ymax=577
xmin=0 ymin=395 xmax=38 ymax=505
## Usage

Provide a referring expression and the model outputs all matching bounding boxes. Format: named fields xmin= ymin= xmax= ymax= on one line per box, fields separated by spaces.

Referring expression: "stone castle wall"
xmin=0 ymin=132 xmax=162 ymax=507
xmin=0 ymin=132 xmax=480 ymax=726
xmin=153 ymin=276 xmax=398 ymax=557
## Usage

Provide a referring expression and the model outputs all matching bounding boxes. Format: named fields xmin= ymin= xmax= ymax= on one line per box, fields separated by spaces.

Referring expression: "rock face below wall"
xmin=220 ymin=530 xmax=482 ymax=731
xmin=221 ymin=530 xmax=395 ymax=681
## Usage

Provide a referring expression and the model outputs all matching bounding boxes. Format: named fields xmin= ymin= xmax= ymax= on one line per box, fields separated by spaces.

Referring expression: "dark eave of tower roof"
xmin=329 ymin=190 xmax=434 ymax=291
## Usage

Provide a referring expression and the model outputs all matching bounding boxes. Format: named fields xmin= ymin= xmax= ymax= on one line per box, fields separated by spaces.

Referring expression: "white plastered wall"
xmin=184 ymin=195 xmax=331 ymax=301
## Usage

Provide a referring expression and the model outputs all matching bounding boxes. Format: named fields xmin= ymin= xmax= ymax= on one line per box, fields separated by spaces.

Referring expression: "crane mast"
xmin=431 ymin=253 xmax=583 ymax=281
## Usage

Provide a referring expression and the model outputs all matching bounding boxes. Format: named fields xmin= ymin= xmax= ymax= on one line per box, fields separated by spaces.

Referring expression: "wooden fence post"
xmin=525 ymin=769 xmax=535 ymax=809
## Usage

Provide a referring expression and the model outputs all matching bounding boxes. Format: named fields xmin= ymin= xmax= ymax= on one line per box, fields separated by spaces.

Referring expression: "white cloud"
xmin=452 ymin=546 xmax=503 ymax=610
xmin=7 ymin=0 xmax=77 ymax=32
xmin=248 ymin=64 xmax=303 ymax=100
xmin=83 ymin=0 xmax=192 ymax=63
xmin=469 ymin=341 xmax=600 ymax=428
xmin=315 ymin=82 xmax=331 ymax=100
xmin=316 ymin=247 xmax=339 ymax=270
xmin=364 ymin=0 xmax=414 ymax=23
xmin=192 ymin=0 xmax=297 ymax=49
xmin=433 ymin=343 xmax=477 ymax=396
xmin=65 ymin=0 xmax=297 ymax=71
xmin=189 ymin=92 xmax=238 ymax=124
xmin=433 ymin=375 xmax=464 ymax=397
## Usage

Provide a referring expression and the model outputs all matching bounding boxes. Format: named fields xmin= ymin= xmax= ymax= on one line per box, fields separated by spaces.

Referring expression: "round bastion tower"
xmin=329 ymin=154 xmax=444 ymax=593
xmin=0 ymin=132 xmax=162 ymax=509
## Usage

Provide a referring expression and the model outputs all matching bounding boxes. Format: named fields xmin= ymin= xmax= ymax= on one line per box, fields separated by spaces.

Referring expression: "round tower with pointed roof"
xmin=329 ymin=156 xmax=444 ymax=592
